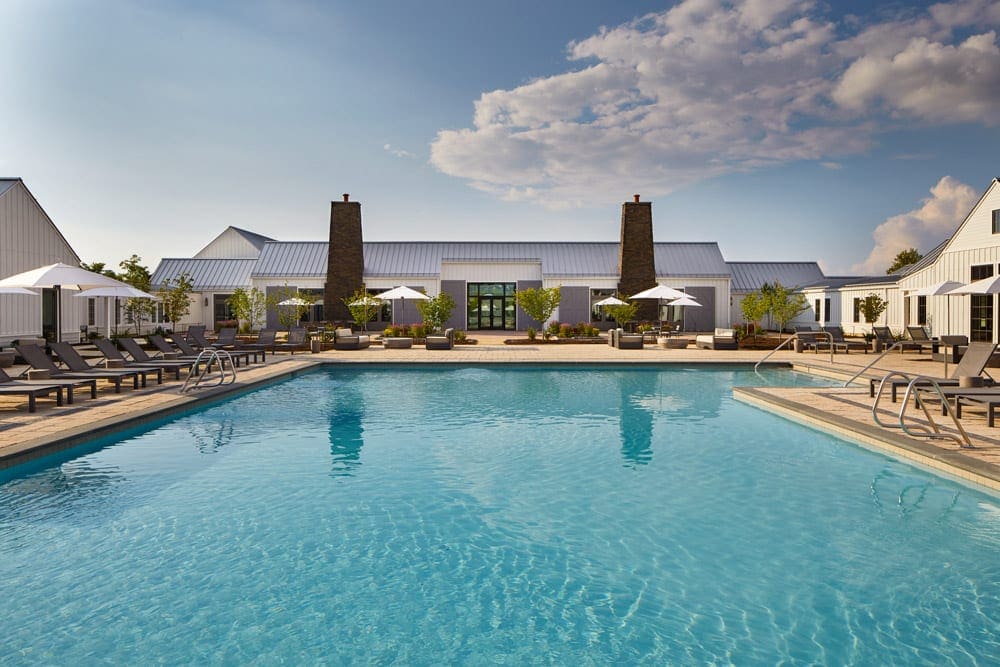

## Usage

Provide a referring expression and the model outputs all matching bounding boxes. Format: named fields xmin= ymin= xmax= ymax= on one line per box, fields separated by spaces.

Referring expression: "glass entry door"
xmin=467 ymin=283 xmax=516 ymax=330
xmin=42 ymin=288 xmax=57 ymax=342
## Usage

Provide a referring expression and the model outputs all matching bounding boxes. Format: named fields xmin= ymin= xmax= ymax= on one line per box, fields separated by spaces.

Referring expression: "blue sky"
xmin=1 ymin=0 xmax=998 ymax=275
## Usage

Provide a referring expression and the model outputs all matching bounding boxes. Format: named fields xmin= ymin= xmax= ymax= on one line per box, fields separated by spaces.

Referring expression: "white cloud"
xmin=851 ymin=176 xmax=978 ymax=275
xmin=383 ymin=143 xmax=415 ymax=159
xmin=430 ymin=0 xmax=1000 ymax=207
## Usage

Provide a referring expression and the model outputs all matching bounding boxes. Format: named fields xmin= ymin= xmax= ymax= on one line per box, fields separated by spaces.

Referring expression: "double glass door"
xmin=467 ymin=283 xmax=516 ymax=330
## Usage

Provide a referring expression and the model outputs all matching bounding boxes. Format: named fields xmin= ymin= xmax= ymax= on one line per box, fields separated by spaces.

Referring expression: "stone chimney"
xmin=617 ymin=194 xmax=658 ymax=321
xmin=324 ymin=194 xmax=364 ymax=323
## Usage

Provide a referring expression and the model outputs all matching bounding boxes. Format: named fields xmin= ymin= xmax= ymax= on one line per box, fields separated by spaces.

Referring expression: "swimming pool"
xmin=1 ymin=366 xmax=997 ymax=663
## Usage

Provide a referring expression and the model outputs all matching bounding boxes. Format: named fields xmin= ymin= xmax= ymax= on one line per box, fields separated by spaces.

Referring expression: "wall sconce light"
xmin=204 ymin=297 xmax=209 ymax=307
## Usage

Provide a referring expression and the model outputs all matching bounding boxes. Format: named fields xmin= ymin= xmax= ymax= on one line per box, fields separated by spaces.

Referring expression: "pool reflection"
xmin=328 ymin=384 xmax=365 ymax=477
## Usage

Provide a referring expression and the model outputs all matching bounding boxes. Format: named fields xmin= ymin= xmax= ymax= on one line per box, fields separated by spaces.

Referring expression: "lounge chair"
xmin=52 ymin=341 xmax=159 ymax=387
xmin=0 ymin=367 xmax=66 ymax=412
xmin=272 ymin=328 xmax=309 ymax=354
xmin=869 ymin=341 xmax=998 ymax=402
xmin=425 ymin=328 xmax=454 ymax=350
xmin=147 ymin=334 xmax=201 ymax=361
xmin=101 ymin=338 xmax=193 ymax=381
xmin=186 ymin=325 xmax=209 ymax=348
xmin=205 ymin=327 xmax=265 ymax=363
xmin=695 ymin=328 xmax=738 ymax=350
xmin=905 ymin=326 xmax=937 ymax=353
xmin=18 ymin=343 xmax=142 ymax=393
xmin=610 ymin=328 xmax=644 ymax=349
xmin=872 ymin=326 xmax=921 ymax=353
xmin=170 ymin=335 xmax=257 ymax=366
xmin=0 ymin=366 xmax=97 ymax=404
xmin=235 ymin=328 xmax=277 ymax=359
xmin=819 ymin=326 xmax=868 ymax=354
xmin=794 ymin=326 xmax=821 ymax=352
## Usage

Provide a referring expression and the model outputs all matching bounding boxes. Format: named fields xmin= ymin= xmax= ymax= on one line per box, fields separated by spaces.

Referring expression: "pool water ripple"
xmin=0 ymin=366 xmax=998 ymax=664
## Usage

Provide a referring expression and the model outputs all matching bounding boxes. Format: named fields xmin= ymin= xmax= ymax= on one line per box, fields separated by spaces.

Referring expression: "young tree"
xmin=158 ymin=273 xmax=194 ymax=333
xmin=859 ymin=293 xmax=888 ymax=324
xmin=228 ymin=287 xmax=271 ymax=332
xmin=416 ymin=292 xmax=456 ymax=333
xmin=886 ymin=248 xmax=923 ymax=274
xmin=343 ymin=288 xmax=381 ymax=332
xmin=275 ymin=286 xmax=312 ymax=328
xmin=740 ymin=291 xmax=769 ymax=342
xmin=514 ymin=286 xmax=561 ymax=337
xmin=119 ymin=255 xmax=155 ymax=335
xmin=605 ymin=301 xmax=639 ymax=329
xmin=767 ymin=282 xmax=809 ymax=339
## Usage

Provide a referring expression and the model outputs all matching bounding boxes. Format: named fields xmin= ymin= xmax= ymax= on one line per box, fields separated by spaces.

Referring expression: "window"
xmin=992 ymin=209 xmax=1000 ymax=234
xmin=971 ymin=295 xmax=993 ymax=342
xmin=814 ymin=298 xmax=821 ymax=322
xmin=87 ymin=298 xmax=96 ymax=327
xmin=824 ymin=298 xmax=831 ymax=323
xmin=590 ymin=289 xmax=615 ymax=322
xmin=852 ymin=298 xmax=861 ymax=323
xmin=917 ymin=296 xmax=927 ymax=325
xmin=971 ymin=264 xmax=994 ymax=281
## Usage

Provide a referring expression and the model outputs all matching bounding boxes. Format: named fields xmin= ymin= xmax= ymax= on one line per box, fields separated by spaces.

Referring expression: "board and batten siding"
xmin=0 ymin=181 xmax=85 ymax=343
xmin=194 ymin=228 xmax=265 ymax=259
xmin=934 ymin=181 xmax=1000 ymax=255
xmin=441 ymin=261 xmax=542 ymax=284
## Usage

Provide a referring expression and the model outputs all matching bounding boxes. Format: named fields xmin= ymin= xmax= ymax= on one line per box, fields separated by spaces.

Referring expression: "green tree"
xmin=887 ymin=248 xmax=923 ymax=274
xmin=740 ymin=291 xmax=769 ymax=342
xmin=343 ymin=287 xmax=381 ymax=332
xmin=119 ymin=255 xmax=155 ymax=335
xmin=80 ymin=261 xmax=119 ymax=279
xmin=228 ymin=287 xmax=271 ymax=333
xmin=416 ymin=292 xmax=456 ymax=333
xmin=514 ymin=286 xmax=561 ymax=338
xmin=767 ymin=282 xmax=809 ymax=339
xmin=859 ymin=293 xmax=888 ymax=324
xmin=158 ymin=273 xmax=194 ymax=333
xmin=605 ymin=301 xmax=639 ymax=329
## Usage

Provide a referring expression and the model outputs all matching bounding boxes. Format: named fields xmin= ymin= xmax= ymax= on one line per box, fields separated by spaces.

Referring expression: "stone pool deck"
xmin=1 ymin=335 xmax=998 ymax=492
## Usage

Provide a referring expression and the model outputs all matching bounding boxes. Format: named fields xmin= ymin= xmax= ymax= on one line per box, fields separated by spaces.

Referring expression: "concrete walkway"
xmin=1 ymin=334 xmax=998 ymax=492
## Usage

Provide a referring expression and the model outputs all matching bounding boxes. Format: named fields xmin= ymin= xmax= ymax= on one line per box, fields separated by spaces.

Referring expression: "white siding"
xmin=0 ymin=182 xmax=85 ymax=344
xmin=440 ymin=261 xmax=542 ymax=283
xmin=938 ymin=181 xmax=1000 ymax=254
xmin=194 ymin=228 xmax=266 ymax=259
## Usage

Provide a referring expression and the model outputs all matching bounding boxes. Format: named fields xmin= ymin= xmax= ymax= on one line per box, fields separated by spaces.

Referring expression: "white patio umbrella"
xmin=0 ymin=286 xmax=38 ymax=295
xmin=946 ymin=276 xmax=1000 ymax=295
xmin=0 ymin=262 xmax=133 ymax=341
xmin=629 ymin=284 xmax=687 ymax=329
xmin=912 ymin=280 xmax=964 ymax=336
xmin=377 ymin=286 xmax=429 ymax=324
xmin=349 ymin=295 xmax=381 ymax=307
xmin=667 ymin=295 xmax=701 ymax=332
xmin=278 ymin=297 xmax=314 ymax=306
xmin=74 ymin=285 xmax=160 ymax=338
xmin=593 ymin=296 xmax=626 ymax=307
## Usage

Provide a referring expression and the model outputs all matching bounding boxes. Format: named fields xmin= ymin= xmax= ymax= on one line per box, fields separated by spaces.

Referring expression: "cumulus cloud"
xmin=430 ymin=0 xmax=1000 ymax=207
xmin=851 ymin=176 xmax=978 ymax=275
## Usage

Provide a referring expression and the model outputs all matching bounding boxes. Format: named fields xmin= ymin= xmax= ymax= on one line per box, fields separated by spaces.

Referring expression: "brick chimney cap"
xmin=342 ymin=193 xmax=350 ymax=202
xmin=633 ymin=194 xmax=640 ymax=203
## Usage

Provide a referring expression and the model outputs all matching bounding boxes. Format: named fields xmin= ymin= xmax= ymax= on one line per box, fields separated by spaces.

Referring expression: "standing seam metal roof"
xmin=727 ymin=262 xmax=824 ymax=292
xmin=150 ymin=258 xmax=258 ymax=290
xmin=252 ymin=241 xmax=730 ymax=278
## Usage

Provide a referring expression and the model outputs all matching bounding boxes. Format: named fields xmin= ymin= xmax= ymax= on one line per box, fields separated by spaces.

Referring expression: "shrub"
xmin=410 ymin=323 xmax=428 ymax=338
xmin=559 ymin=323 xmax=572 ymax=338
xmin=454 ymin=330 xmax=467 ymax=343
xmin=527 ymin=327 xmax=537 ymax=340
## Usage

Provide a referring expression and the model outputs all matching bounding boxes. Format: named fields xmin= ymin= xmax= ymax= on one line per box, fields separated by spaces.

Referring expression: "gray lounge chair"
xmin=873 ymin=326 xmax=921 ymax=353
xmin=206 ymin=327 xmax=265 ymax=363
xmin=100 ymin=338 xmax=193 ymax=381
xmin=147 ymin=334 xmax=201 ymax=361
xmin=171 ymin=335 xmax=257 ymax=366
xmin=0 ymin=367 xmax=65 ymax=412
xmin=425 ymin=328 xmax=454 ymax=350
xmin=18 ymin=343 xmax=141 ymax=393
xmin=233 ymin=328 xmax=275 ymax=360
xmin=52 ymin=341 xmax=159 ymax=387
xmin=905 ymin=326 xmax=938 ymax=354
xmin=870 ymin=341 xmax=998 ymax=401
xmin=273 ymin=328 xmax=309 ymax=354
xmin=0 ymin=366 xmax=96 ymax=403
xmin=819 ymin=326 xmax=868 ymax=354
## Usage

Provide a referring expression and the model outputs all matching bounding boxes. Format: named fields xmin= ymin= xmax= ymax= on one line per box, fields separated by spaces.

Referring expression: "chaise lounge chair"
xmin=1 ymin=366 xmax=97 ymax=404
xmin=425 ymin=328 xmax=454 ymax=350
xmin=869 ymin=341 xmax=998 ymax=402
xmin=210 ymin=327 xmax=267 ymax=363
xmin=272 ymin=328 xmax=310 ymax=354
xmin=171 ymin=334 xmax=257 ymax=367
xmin=18 ymin=343 xmax=142 ymax=393
xmin=872 ymin=326 xmax=922 ymax=353
xmin=0 ymin=367 xmax=66 ymax=412
xmin=818 ymin=326 xmax=868 ymax=354
xmin=905 ymin=326 xmax=937 ymax=354
xmin=51 ymin=341 xmax=160 ymax=387
xmin=97 ymin=338 xmax=193 ymax=381
xmin=147 ymin=334 xmax=201 ymax=361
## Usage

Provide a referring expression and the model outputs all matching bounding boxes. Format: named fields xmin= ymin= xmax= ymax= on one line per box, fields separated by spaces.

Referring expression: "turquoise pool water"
xmin=0 ymin=366 xmax=997 ymax=664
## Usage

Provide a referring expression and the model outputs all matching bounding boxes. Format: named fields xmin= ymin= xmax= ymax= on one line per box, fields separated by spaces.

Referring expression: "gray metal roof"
xmin=150 ymin=258 xmax=257 ymax=291
xmin=254 ymin=242 xmax=328 ymax=277
xmin=800 ymin=275 xmax=898 ymax=290
xmin=896 ymin=239 xmax=946 ymax=276
xmin=229 ymin=226 xmax=276 ymax=250
xmin=0 ymin=179 xmax=17 ymax=198
xmin=253 ymin=241 xmax=729 ymax=278
xmin=727 ymin=262 xmax=824 ymax=292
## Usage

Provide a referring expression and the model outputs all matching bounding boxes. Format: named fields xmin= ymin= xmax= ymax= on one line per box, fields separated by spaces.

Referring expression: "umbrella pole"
xmin=55 ymin=285 xmax=61 ymax=343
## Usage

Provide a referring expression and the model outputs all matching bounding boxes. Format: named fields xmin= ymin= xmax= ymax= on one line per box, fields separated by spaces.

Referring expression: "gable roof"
xmin=0 ymin=179 xmax=17 ymax=198
xmin=0 ymin=178 xmax=81 ymax=265
xmin=727 ymin=262 xmax=824 ymax=292
xmin=938 ymin=177 xmax=1000 ymax=256
xmin=194 ymin=226 xmax=277 ymax=259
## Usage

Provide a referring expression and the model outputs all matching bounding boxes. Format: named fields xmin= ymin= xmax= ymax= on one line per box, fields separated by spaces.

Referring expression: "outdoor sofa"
xmin=609 ymin=328 xmax=644 ymax=349
xmin=695 ymin=328 xmax=738 ymax=350
xmin=425 ymin=328 xmax=454 ymax=350
xmin=333 ymin=328 xmax=371 ymax=351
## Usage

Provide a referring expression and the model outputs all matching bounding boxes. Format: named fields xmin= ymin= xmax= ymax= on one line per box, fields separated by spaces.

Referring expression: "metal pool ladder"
xmin=870 ymin=372 xmax=972 ymax=448
xmin=180 ymin=348 xmax=237 ymax=393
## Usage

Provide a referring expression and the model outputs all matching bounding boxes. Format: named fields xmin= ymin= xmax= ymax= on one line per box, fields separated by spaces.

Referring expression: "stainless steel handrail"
xmin=843 ymin=341 xmax=910 ymax=387
xmin=180 ymin=348 xmax=237 ymax=393
xmin=754 ymin=331 xmax=835 ymax=373
xmin=871 ymin=371 xmax=972 ymax=448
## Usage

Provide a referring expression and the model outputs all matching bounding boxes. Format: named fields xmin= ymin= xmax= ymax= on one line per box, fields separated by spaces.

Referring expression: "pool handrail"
xmin=180 ymin=348 xmax=237 ymax=393
xmin=871 ymin=371 xmax=972 ymax=448
xmin=754 ymin=331 xmax=834 ymax=373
